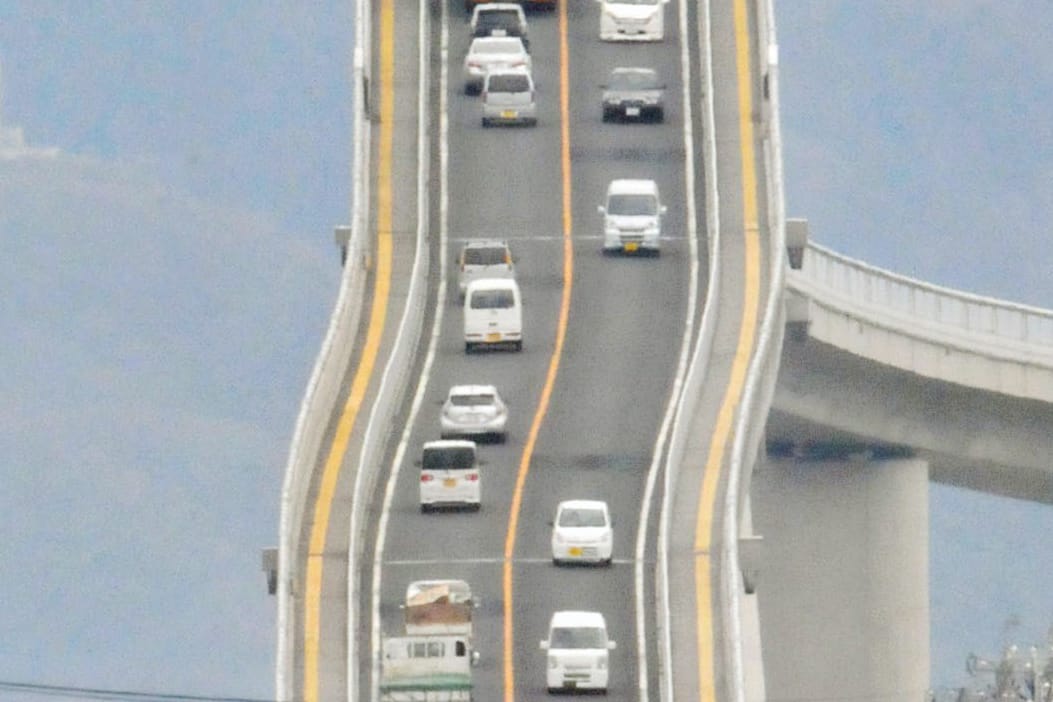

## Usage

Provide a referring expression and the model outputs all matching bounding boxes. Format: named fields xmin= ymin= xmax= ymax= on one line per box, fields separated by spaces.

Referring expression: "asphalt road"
xmin=365 ymin=2 xmax=704 ymax=701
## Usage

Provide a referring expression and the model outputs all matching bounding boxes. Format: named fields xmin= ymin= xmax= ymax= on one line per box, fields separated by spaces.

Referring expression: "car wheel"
xmin=498 ymin=432 xmax=507 ymax=444
xmin=654 ymin=108 xmax=665 ymax=123
xmin=481 ymin=117 xmax=490 ymax=128
xmin=601 ymin=108 xmax=611 ymax=123
xmin=603 ymin=557 xmax=613 ymax=567
xmin=465 ymin=342 xmax=474 ymax=354
xmin=552 ymin=558 xmax=562 ymax=567
xmin=513 ymin=340 xmax=522 ymax=352
xmin=421 ymin=504 xmax=431 ymax=514
xmin=471 ymin=503 xmax=482 ymax=513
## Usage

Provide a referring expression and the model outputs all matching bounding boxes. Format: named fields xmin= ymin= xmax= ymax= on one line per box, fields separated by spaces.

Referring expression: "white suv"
xmin=598 ymin=178 xmax=666 ymax=255
xmin=540 ymin=611 xmax=616 ymax=693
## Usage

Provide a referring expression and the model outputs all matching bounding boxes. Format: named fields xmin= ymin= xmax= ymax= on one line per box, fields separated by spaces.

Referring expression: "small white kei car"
xmin=599 ymin=178 xmax=666 ymax=255
xmin=464 ymin=278 xmax=523 ymax=352
xmin=540 ymin=610 xmax=616 ymax=693
xmin=550 ymin=500 xmax=612 ymax=566
xmin=597 ymin=0 xmax=670 ymax=42
xmin=440 ymin=384 xmax=508 ymax=443
xmin=457 ymin=240 xmax=515 ymax=300
xmin=418 ymin=440 xmax=481 ymax=512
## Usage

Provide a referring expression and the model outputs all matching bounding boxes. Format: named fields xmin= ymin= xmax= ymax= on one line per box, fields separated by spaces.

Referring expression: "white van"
xmin=540 ymin=610 xmax=616 ymax=693
xmin=418 ymin=440 xmax=481 ymax=512
xmin=464 ymin=278 xmax=523 ymax=353
xmin=597 ymin=0 xmax=669 ymax=42
xmin=598 ymin=178 xmax=666 ymax=255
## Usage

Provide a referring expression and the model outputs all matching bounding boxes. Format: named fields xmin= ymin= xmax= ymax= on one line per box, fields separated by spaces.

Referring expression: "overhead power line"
xmin=0 ymin=680 xmax=274 ymax=702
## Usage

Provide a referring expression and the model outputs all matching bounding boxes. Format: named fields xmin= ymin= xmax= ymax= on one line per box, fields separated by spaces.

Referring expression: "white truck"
xmin=379 ymin=580 xmax=479 ymax=701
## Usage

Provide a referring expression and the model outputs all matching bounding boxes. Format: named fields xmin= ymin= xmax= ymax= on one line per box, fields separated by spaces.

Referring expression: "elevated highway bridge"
xmin=271 ymin=2 xmax=1053 ymax=701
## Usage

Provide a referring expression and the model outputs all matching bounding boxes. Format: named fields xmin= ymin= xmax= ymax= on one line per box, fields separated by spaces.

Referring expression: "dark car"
xmin=600 ymin=67 xmax=666 ymax=123
xmin=471 ymin=3 xmax=530 ymax=51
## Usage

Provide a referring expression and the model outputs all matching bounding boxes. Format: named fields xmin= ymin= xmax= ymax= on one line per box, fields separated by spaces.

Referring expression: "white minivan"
xmin=540 ymin=610 xmax=616 ymax=693
xmin=599 ymin=178 xmax=666 ymax=255
xmin=464 ymin=278 xmax=523 ymax=353
xmin=418 ymin=440 xmax=481 ymax=512
xmin=597 ymin=0 xmax=669 ymax=42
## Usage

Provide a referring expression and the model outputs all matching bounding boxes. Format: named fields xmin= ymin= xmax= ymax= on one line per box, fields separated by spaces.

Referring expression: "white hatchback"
xmin=440 ymin=384 xmax=508 ymax=443
xmin=550 ymin=500 xmax=613 ymax=566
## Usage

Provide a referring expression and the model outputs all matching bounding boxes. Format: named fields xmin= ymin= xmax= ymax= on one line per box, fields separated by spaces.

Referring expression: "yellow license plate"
xmin=625 ymin=242 xmax=639 ymax=253
xmin=501 ymin=110 xmax=516 ymax=118
xmin=443 ymin=478 xmax=457 ymax=488
xmin=568 ymin=547 xmax=582 ymax=557
xmin=486 ymin=332 xmax=501 ymax=342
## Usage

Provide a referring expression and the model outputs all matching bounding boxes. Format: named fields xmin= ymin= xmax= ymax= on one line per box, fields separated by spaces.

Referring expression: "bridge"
xmin=270 ymin=1 xmax=1053 ymax=701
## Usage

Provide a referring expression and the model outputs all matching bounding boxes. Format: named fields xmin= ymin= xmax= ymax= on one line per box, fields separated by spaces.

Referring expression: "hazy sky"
xmin=2 ymin=2 xmax=1050 ymax=700
xmin=1 ymin=3 xmax=349 ymax=700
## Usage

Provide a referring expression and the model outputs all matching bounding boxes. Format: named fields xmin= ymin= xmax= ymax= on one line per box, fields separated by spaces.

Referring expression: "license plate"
xmin=443 ymin=478 xmax=457 ymax=488
xmin=625 ymin=242 xmax=639 ymax=253
xmin=626 ymin=106 xmax=641 ymax=117
xmin=486 ymin=332 xmax=501 ymax=342
xmin=501 ymin=110 xmax=517 ymax=119
xmin=568 ymin=547 xmax=582 ymax=557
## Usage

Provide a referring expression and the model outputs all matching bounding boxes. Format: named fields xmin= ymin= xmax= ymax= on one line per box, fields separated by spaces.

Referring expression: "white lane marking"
xmin=383 ymin=557 xmax=643 ymax=566
xmin=370 ymin=1 xmax=450 ymax=700
xmin=634 ymin=2 xmax=702 ymax=702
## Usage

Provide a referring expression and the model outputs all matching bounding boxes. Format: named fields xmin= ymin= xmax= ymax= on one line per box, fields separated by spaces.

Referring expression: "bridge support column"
xmin=752 ymin=456 xmax=930 ymax=701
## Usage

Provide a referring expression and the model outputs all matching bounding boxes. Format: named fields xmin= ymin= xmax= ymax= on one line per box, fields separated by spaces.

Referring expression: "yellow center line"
xmin=502 ymin=3 xmax=574 ymax=701
xmin=302 ymin=2 xmax=395 ymax=701
xmin=693 ymin=0 xmax=762 ymax=698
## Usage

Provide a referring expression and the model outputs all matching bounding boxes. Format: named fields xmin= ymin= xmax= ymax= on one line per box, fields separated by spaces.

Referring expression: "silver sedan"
xmin=462 ymin=36 xmax=531 ymax=95
xmin=440 ymin=385 xmax=508 ymax=443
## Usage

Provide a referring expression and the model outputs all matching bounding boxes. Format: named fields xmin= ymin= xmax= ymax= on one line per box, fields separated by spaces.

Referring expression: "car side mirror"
xmin=660 ymin=205 xmax=668 ymax=215
xmin=608 ymin=641 xmax=617 ymax=650
xmin=540 ymin=641 xmax=550 ymax=650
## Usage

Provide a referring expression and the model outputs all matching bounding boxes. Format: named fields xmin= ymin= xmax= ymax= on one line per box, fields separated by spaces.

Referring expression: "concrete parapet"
xmin=787 ymin=243 xmax=1053 ymax=403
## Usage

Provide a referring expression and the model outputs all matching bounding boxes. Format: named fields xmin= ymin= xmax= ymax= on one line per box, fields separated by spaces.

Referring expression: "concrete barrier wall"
xmin=788 ymin=243 xmax=1053 ymax=402
xmin=275 ymin=1 xmax=373 ymax=699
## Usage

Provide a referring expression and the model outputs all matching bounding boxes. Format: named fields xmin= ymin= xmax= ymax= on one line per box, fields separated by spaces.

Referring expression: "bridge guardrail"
xmin=275 ymin=1 xmax=373 ymax=699
xmin=723 ymin=0 xmax=788 ymax=700
xmin=657 ymin=0 xmax=723 ymax=700
xmin=788 ymin=243 xmax=1053 ymax=401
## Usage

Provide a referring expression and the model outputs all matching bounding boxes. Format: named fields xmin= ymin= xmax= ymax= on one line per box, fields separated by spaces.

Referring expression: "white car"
xmin=462 ymin=36 xmax=531 ymax=95
xmin=457 ymin=240 xmax=515 ymax=300
xmin=550 ymin=500 xmax=612 ymax=566
xmin=418 ymin=440 xmax=481 ymax=512
xmin=597 ymin=0 xmax=669 ymax=41
xmin=464 ymin=278 xmax=523 ymax=353
xmin=540 ymin=610 xmax=616 ymax=693
xmin=598 ymin=178 xmax=666 ymax=255
xmin=441 ymin=384 xmax=508 ymax=443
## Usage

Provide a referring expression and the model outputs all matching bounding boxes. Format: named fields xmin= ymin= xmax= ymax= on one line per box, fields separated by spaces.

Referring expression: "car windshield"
xmin=488 ymin=74 xmax=530 ymax=93
xmin=464 ymin=247 xmax=509 ymax=265
xmin=610 ymin=71 xmax=660 ymax=91
xmin=550 ymin=627 xmax=607 ymax=649
xmin=474 ymin=39 xmax=522 ymax=54
xmin=421 ymin=447 xmax=475 ymax=470
xmin=608 ymin=193 xmax=657 ymax=216
xmin=451 ymin=393 xmax=495 ymax=407
xmin=470 ymin=289 xmax=515 ymax=309
xmin=558 ymin=508 xmax=607 ymax=528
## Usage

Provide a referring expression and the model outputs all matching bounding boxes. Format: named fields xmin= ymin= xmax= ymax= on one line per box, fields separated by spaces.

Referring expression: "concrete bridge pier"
xmin=751 ymin=456 xmax=930 ymax=701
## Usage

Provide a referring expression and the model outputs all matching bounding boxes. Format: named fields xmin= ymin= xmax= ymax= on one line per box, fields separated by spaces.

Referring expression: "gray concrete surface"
xmin=752 ymin=457 xmax=930 ymax=702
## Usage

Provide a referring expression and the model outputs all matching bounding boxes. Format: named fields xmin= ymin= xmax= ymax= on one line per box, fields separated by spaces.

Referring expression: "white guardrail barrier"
xmin=787 ymin=242 xmax=1053 ymax=401
xmin=275 ymin=0 xmax=374 ymax=699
